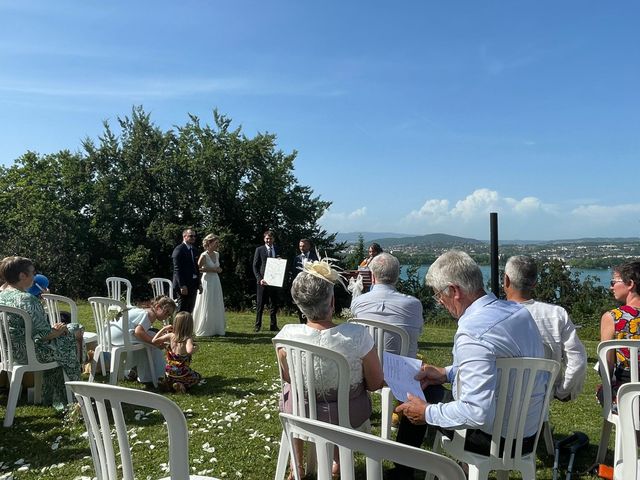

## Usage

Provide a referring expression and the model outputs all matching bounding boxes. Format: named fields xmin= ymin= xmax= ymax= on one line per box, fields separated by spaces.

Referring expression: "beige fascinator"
xmin=301 ymin=256 xmax=347 ymax=288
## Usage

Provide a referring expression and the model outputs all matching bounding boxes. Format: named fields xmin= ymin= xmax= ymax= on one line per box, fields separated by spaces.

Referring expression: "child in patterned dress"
xmin=152 ymin=311 xmax=201 ymax=393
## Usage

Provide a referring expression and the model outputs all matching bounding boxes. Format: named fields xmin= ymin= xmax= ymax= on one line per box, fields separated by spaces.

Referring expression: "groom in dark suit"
xmin=292 ymin=238 xmax=319 ymax=323
xmin=172 ymin=228 xmax=201 ymax=313
xmin=253 ymin=230 xmax=280 ymax=332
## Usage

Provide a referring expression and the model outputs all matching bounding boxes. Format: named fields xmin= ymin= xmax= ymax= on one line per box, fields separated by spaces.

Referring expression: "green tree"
xmin=0 ymin=107 xmax=337 ymax=308
xmin=343 ymin=234 xmax=366 ymax=270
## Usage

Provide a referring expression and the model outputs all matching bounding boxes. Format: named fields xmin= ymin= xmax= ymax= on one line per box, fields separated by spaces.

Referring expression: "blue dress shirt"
xmin=426 ymin=293 xmax=545 ymax=437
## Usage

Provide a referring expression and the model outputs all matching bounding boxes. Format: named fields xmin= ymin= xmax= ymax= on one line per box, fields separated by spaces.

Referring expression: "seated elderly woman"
xmin=108 ymin=295 xmax=176 ymax=384
xmin=0 ymin=256 xmax=81 ymax=408
xmin=274 ymin=260 xmax=384 ymax=479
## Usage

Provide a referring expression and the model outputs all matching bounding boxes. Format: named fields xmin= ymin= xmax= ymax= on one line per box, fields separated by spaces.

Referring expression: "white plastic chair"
xmin=432 ymin=357 xmax=560 ymax=480
xmin=280 ymin=413 xmax=466 ymax=480
xmin=106 ymin=276 xmax=133 ymax=307
xmin=66 ymin=381 xmax=220 ymax=480
xmin=0 ymin=305 xmax=72 ymax=427
xmin=272 ymin=338 xmax=355 ymax=480
xmin=149 ymin=277 xmax=175 ymax=300
xmin=595 ymin=339 xmax=640 ymax=466
xmin=41 ymin=293 xmax=98 ymax=362
xmin=88 ymin=297 xmax=158 ymax=388
xmin=614 ymin=382 xmax=640 ymax=479
xmin=350 ymin=317 xmax=410 ymax=439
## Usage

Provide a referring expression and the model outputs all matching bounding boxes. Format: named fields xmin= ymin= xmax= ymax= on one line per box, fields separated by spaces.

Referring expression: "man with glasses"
xmin=172 ymin=227 xmax=201 ymax=313
xmin=391 ymin=250 xmax=545 ymax=478
xmin=504 ymin=255 xmax=586 ymax=401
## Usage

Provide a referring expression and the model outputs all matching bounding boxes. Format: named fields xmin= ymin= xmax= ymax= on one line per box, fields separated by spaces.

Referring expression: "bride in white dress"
xmin=193 ymin=234 xmax=226 ymax=336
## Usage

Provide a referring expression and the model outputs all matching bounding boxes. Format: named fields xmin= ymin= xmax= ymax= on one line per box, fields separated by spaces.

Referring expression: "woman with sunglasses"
xmin=600 ymin=261 xmax=640 ymax=386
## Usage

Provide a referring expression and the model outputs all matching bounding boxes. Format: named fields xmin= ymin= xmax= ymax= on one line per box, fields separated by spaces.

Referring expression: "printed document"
xmin=383 ymin=352 xmax=426 ymax=403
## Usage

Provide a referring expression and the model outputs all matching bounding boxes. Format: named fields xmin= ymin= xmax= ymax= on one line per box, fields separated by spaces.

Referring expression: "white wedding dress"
xmin=193 ymin=251 xmax=226 ymax=336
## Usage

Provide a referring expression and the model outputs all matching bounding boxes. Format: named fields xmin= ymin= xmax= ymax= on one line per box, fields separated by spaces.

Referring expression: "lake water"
xmin=400 ymin=265 xmax=611 ymax=288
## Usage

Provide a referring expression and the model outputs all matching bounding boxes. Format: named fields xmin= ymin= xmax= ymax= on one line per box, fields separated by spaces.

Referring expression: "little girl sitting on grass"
xmin=152 ymin=311 xmax=202 ymax=393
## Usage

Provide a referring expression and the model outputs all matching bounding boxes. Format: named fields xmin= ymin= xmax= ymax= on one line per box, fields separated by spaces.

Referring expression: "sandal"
xmin=172 ymin=382 xmax=186 ymax=394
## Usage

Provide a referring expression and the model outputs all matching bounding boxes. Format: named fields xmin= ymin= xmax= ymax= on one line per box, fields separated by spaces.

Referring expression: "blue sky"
xmin=1 ymin=1 xmax=638 ymax=240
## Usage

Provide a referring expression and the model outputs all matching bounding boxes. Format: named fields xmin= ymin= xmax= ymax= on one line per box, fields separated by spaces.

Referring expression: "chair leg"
xmin=596 ymin=420 xmax=613 ymax=464
xmin=145 ymin=348 xmax=158 ymax=388
xmin=425 ymin=431 xmax=443 ymax=480
xmin=33 ymin=371 xmax=43 ymax=404
xmin=275 ymin=430 xmax=290 ymax=479
xmin=109 ymin=350 xmax=121 ymax=385
xmin=467 ymin=463 xmax=490 ymax=480
xmin=496 ymin=470 xmax=509 ymax=480
xmin=380 ymin=387 xmax=393 ymax=440
xmin=543 ymin=420 xmax=554 ymax=456
xmin=3 ymin=368 xmax=25 ymax=427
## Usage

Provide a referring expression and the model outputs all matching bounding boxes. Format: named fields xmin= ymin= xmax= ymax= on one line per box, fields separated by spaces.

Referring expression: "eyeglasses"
xmin=432 ymin=286 xmax=450 ymax=303
xmin=610 ymin=279 xmax=625 ymax=287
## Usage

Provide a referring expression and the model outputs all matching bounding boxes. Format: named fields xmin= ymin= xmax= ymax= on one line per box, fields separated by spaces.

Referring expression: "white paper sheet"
xmin=383 ymin=352 xmax=426 ymax=403
xmin=264 ymin=257 xmax=288 ymax=287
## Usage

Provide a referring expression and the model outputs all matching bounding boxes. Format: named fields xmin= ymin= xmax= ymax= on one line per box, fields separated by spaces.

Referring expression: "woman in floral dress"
xmin=0 ymin=257 xmax=81 ymax=408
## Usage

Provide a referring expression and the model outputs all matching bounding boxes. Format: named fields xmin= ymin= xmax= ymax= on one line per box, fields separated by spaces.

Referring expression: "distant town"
xmin=340 ymin=233 xmax=640 ymax=268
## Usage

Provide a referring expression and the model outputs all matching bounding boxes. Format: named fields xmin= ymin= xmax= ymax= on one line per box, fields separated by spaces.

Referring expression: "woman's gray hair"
xmin=291 ymin=272 xmax=334 ymax=321
xmin=425 ymin=250 xmax=484 ymax=295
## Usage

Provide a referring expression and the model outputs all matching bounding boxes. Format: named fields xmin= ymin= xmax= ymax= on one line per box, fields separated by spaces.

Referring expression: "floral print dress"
xmin=0 ymin=288 xmax=81 ymax=407
xmin=164 ymin=345 xmax=201 ymax=389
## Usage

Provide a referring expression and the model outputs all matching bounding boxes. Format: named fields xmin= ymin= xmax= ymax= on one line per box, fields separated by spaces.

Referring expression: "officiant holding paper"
xmin=253 ymin=230 xmax=282 ymax=332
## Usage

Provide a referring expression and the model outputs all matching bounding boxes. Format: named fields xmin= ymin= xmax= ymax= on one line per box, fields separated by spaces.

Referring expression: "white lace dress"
xmin=274 ymin=322 xmax=374 ymax=428
xmin=193 ymin=251 xmax=226 ymax=336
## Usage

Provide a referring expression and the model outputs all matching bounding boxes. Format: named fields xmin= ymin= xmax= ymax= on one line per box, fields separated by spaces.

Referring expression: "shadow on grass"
xmin=196 ymin=331 xmax=280 ymax=345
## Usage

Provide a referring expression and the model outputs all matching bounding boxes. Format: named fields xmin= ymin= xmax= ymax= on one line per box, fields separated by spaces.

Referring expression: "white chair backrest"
xmin=280 ymin=413 xmax=466 ymax=480
xmin=106 ymin=277 xmax=133 ymax=307
xmin=0 ymin=305 xmax=39 ymax=370
xmin=273 ymin=337 xmax=352 ymax=427
xmin=598 ymin=339 xmax=640 ymax=419
xmin=616 ymin=382 xmax=640 ymax=480
xmin=149 ymin=277 xmax=174 ymax=300
xmin=489 ymin=357 xmax=560 ymax=461
xmin=67 ymin=381 xmax=208 ymax=480
xmin=350 ymin=317 xmax=409 ymax=361
xmin=41 ymin=293 xmax=78 ymax=328
xmin=89 ymin=297 xmax=130 ymax=351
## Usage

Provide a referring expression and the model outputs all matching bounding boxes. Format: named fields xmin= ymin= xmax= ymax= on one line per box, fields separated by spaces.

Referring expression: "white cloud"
xmin=319 ymin=207 xmax=368 ymax=230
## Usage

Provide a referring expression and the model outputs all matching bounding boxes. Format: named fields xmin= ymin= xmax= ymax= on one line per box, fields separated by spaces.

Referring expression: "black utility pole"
xmin=490 ymin=212 xmax=499 ymax=296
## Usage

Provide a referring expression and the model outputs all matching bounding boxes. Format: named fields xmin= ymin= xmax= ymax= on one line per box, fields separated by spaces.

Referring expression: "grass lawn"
xmin=0 ymin=305 xmax=610 ymax=479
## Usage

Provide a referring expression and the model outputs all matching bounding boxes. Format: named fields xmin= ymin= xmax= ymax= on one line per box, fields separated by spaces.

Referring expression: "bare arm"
xmin=362 ymin=348 xmax=384 ymax=391
xmin=186 ymin=337 xmax=198 ymax=355
xmin=277 ymin=348 xmax=290 ymax=383
xmin=600 ymin=310 xmax=616 ymax=372
xmin=151 ymin=325 xmax=173 ymax=346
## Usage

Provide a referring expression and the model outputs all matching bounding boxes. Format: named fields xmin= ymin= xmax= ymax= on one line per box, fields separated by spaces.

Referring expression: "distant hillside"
xmin=371 ymin=233 xmax=484 ymax=247
xmin=334 ymin=232 xmax=415 ymax=243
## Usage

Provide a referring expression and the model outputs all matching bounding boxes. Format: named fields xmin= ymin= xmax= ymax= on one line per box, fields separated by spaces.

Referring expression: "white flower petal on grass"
xmin=13 ymin=460 xmax=24 ymax=466
xmin=202 ymin=442 xmax=215 ymax=453
xmin=16 ymin=466 xmax=29 ymax=472
xmin=264 ymin=414 xmax=271 ymax=419
xmin=81 ymin=465 xmax=91 ymax=472
xmin=209 ymin=457 xmax=217 ymax=463
xmin=51 ymin=442 xmax=59 ymax=450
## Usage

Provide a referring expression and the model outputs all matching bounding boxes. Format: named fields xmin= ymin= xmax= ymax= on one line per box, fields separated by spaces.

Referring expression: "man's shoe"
xmin=254 ymin=327 xmax=261 ymax=332
xmin=270 ymin=326 xmax=280 ymax=332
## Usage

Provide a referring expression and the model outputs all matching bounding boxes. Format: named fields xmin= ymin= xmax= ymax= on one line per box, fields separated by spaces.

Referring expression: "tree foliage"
xmin=0 ymin=107 xmax=336 ymax=308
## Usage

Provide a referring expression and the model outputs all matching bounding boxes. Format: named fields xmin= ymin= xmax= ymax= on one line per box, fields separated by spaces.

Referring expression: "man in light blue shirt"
xmin=393 ymin=250 xmax=545 ymax=476
xmin=350 ymin=252 xmax=423 ymax=358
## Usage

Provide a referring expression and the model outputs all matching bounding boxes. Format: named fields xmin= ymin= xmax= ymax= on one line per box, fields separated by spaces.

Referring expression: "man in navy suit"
xmin=291 ymin=238 xmax=319 ymax=323
xmin=172 ymin=228 xmax=200 ymax=313
xmin=253 ymin=230 xmax=280 ymax=332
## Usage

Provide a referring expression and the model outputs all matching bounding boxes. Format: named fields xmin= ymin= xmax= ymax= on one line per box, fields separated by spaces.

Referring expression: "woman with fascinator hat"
xmin=274 ymin=259 xmax=384 ymax=479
